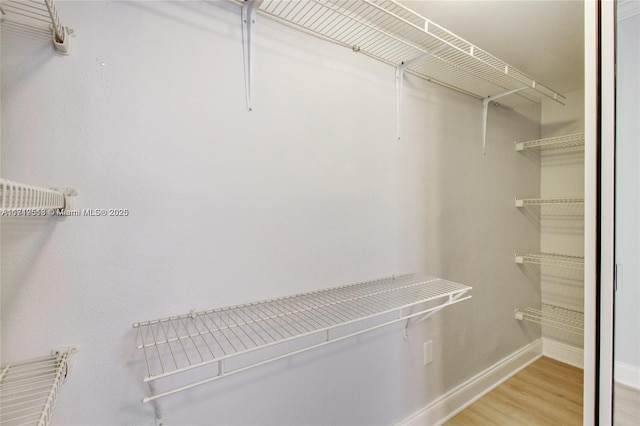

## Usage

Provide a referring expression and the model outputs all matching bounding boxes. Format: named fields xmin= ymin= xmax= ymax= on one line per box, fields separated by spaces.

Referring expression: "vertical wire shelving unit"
xmin=514 ymin=133 xmax=585 ymax=336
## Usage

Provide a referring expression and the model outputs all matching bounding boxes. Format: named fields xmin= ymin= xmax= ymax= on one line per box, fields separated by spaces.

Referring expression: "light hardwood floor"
xmin=615 ymin=381 xmax=640 ymax=425
xmin=445 ymin=357 xmax=583 ymax=425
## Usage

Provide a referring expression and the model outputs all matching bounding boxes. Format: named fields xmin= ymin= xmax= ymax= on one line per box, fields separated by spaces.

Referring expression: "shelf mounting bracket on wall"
xmin=241 ymin=0 xmax=263 ymax=112
xmin=395 ymin=44 xmax=448 ymax=140
xmin=481 ymin=86 xmax=527 ymax=154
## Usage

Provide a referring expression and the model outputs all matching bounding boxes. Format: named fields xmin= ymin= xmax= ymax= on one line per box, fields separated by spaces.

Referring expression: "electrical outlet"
xmin=423 ymin=341 xmax=433 ymax=365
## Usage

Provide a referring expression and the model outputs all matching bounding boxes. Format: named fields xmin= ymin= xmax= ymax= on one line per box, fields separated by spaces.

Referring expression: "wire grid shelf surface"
xmin=0 ymin=179 xmax=66 ymax=211
xmin=242 ymin=0 xmax=563 ymax=105
xmin=0 ymin=352 xmax=70 ymax=426
xmin=515 ymin=133 xmax=585 ymax=151
xmin=0 ymin=0 xmax=64 ymax=41
xmin=515 ymin=303 xmax=584 ymax=335
xmin=515 ymin=252 xmax=585 ymax=269
xmin=134 ymin=274 xmax=471 ymax=401
xmin=515 ymin=198 xmax=584 ymax=207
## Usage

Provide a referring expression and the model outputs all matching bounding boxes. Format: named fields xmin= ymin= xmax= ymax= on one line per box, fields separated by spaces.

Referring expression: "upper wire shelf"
xmin=0 ymin=178 xmax=77 ymax=213
xmin=237 ymin=0 xmax=564 ymax=106
xmin=515 ymin=133 xmax=585 ymax=151
xmin=133 ymin=274 xmax=472 ymax=403
xmin=0 ymin=348 xmax=77 ymax=426
xmin=515 ymin=197 xmax=584 ymax=207
xmin=0 ymin=0 xmax=73 ymax=54
xmin=515 ymin=303 xmax=583 ymax=335
xmin=514 ymin=252 xmax=584 ymax=270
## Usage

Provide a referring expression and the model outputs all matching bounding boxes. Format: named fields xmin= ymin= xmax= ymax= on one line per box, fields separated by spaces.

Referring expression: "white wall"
xmin=614 ymin=11 xmax=640 ymax=388
xmin=1 ymin=2 xmax=541 ymax=424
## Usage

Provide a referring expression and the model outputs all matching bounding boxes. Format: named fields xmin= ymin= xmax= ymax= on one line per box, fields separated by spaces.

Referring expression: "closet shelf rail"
xmin=515 ymin=197 xmax=584 ymax=207
xmin=0 ymin=179 xmax=77 ymax=213
xmin=133 ymin=274 xmax=471 ymax=403
xmin=0 ymin=0 xmax=73 ymax=54
xmin=515 ymin=303 xmax=584 ymax=335
xmin=0 ymin=347 xmax=78 ymax=426
xmin=233 ymin=0 xmax=565 ymax=107
xmin=514 ymin=252 xmax=584 ymax=270
xmin=515 ymin=132 xmax=585 ymax=151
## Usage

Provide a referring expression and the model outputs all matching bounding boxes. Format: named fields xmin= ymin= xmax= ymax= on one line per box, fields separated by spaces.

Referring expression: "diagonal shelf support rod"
xmin=241 ymin=0 xmax=263 ymax=112
xmin=403 ymin=289 xmax=470 ymax=338
xmin=396 ymin=44 xmax=449 ymax=140
xmin=482 ymin=87 xmax=527 ymax=155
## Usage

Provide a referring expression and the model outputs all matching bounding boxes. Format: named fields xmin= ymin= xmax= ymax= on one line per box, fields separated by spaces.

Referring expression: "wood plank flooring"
xmin=445 ymin=357 xmax=583 ymax=426
xmin=615 ymin=381 xmax=640 ymax=425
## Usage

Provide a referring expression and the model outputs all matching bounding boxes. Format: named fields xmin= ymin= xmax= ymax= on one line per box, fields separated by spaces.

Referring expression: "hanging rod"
xmin=514 ymin=252 xmax=584 ymax=270
xmin=515 ymin=197 xmax=585 ymax=207
xmin=0 ymin=178 xmax=77 ymax=214
xmin=515 ymin=303 xmax=583 ymax=335
xmin=515 ymin=132 xmax=585 ymax=151
xmin=231 ymin=0 xmax=565 ymax=108
xmin=0 ymin=0 xmax=74 ymax=54
xmin=0 ymin=346 xmax=78 ymax=426
xmin=133 ymin=274 xmax=471 ymax=403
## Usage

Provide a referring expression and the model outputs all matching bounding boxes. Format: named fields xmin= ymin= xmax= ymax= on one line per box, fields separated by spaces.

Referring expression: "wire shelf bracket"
xmin=133 ymin=274 xmax=471 ymax=404
xmin=515 ymin=133 xmax=585 ymax=151
xmin=241 ymin=0 xmax=262 ymax=111
xmin=481 ymin=86 xmax=527 ymax=155
xmin=0 ymin=0 xmax=74 ymax=55
xmin=0 ymin=178 xmax=78 ymax=214
xmin=515 ymin=304 xmax=583 ymax=335
xmin=515 ymin=197 xmax=585 ymax=207
xmin=0 ymin=346 xmax=78 ymax=426
xmin=514 ymin=252 xmax=585 ymax=270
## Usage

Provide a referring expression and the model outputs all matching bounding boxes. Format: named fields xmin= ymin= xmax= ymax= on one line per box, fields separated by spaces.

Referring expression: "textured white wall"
xmin=615 ymin=12 xmax=640 ymax=384
xmin=1 ymin=2 xmax=540 ymax=424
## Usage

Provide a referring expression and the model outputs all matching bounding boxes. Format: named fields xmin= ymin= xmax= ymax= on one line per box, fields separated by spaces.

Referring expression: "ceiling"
xmin=399 ymin=1 xmax=585 ymax=95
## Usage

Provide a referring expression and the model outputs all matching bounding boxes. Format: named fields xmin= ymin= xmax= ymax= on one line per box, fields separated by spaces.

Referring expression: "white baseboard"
xmin=398 ymin=340 xmax=543 ymax=426
xmin=542 ymin=338 xmax=584 ymax=369
xmin=615 ymin=361 xmax=640 ymax=390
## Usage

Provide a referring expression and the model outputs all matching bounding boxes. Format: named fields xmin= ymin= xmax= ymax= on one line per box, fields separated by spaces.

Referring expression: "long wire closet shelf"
xmin=234 ymin=0 xmax=564 ymax=107
xmin=515 ymin=133 xmax=585 ymax=151
xmin=515 ymin=197 xmax=584 ymax=207
xmin=514 ymin=252 xmax=584 ymax=270
xmin=0 ymin=349 xmax=76 ymax=426
xmin=0 ymin=0 xmax=73 ymax=54
xmin=0 ymin=178 xmax=76 ymax=213
xmin=133 ymin=274 xmax=471 ymax=403
xmin=515 ymin=303 xmax=584 ymax=335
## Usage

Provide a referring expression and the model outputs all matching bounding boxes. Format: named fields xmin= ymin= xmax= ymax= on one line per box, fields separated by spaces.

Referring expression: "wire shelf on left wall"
xmin=0 ymin=348 xmax=78 ymax=426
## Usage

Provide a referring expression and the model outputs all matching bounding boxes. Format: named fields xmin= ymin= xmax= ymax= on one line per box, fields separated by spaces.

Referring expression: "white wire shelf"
xmin=515 ymin=303 xmax=584 ymax=335
xmin=0 ymin=348 xmax=77 ymax=426
xmin=0 ymin=178 xmax=77 ymax=214
xmin=515 ymin=197 xmax=584 ymax=207
xmin=514 ymin=252 xmax=584 ymax=270
xmin=0 ymin=0 xmax=73 ymax=54
xmin=133 ymin=274 xmax=472 ymax=403
xmin=515 ymin=133 xmax=585 ymax=151
xmin=235 ymin=0 xmax=564 ymax=107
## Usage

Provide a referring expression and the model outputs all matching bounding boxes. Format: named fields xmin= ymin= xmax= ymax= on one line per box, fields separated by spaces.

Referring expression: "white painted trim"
xmin=397 ymin=340 xmax=543 ymax=426
xmin=615 ymin=361 xmax=640 ymax=390
xmin=542 ymin=338 xmax=584 ymax=369
xmin=618 ymin=0 xmax=640 ymax=21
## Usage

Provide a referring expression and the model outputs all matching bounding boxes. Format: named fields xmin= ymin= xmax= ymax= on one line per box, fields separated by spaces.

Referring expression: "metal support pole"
xmin=241 ymin=0 xmax=263 ymax=111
